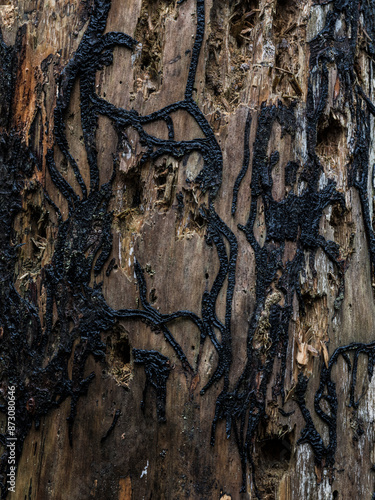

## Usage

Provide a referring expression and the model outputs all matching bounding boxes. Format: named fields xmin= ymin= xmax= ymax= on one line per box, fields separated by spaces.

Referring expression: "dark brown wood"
xmin=1 ymin=0 xmax=375 ymax=499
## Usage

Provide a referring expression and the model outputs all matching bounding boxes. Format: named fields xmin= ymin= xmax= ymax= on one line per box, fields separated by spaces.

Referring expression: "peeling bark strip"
xmin=1 ymin=0 xmax=375 ymax=498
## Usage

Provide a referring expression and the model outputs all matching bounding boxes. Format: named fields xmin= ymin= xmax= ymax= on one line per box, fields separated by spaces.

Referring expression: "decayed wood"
xmin=1 ymin=0 xmax=375 ymax=498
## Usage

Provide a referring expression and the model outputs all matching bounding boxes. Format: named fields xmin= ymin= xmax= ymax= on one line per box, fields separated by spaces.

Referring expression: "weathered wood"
xmin=1 ymin=0 xmax=375 ymax=499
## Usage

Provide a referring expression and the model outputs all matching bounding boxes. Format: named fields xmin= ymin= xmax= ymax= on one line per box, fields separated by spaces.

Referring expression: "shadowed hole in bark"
xmin=106 ymin=326 xmax=133 ymax=387
xmin=229 ymin=0 xmax=259 ymax=46
xmin=149 ymin=288 xmax=157 ymax=305
xmin=116 ymin=337 xmax=131 ymax=365
xmin=316 ymin=115 xmax=344 ymax=159
xmin=255 ymin=431 xmax=293 ymax=499
xmin=120 ymin=172 xmax=143 ymax=209
xmin=259 ymin=436 xmax=292 ymax=463
xmin=29 ymin=109 xmax=44 ymax=164
xmin=275 ymin=0 xmax=300 ymax=33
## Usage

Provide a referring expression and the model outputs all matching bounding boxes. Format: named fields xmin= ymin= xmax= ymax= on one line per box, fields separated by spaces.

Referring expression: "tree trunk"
xmin=1 ymin=0 xmax=375 ymax=498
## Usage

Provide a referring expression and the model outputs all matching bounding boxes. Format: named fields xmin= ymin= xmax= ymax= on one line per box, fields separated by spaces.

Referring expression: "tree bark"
xmin=1 ymin=0 xmax=375 ymax=499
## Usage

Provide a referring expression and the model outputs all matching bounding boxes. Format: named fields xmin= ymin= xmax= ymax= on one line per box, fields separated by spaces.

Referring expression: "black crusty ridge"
xmin=0 ymin=0 xmax=375 ymax=498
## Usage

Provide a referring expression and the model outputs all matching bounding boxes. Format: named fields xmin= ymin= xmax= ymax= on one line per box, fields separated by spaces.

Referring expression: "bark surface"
xmin=0 ymin=0 xmax=375 ymax=499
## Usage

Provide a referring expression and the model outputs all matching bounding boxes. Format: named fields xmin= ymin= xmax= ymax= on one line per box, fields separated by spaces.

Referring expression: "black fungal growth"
xmin=133 ymin=349 xmax=172 ymax=423
xmin=0 ymin=0 xmax=375 ymax=498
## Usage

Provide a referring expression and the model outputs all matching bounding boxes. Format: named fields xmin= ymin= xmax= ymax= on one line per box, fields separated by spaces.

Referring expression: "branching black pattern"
xmin=0 ymin=0 xmax=228 ymax=495
xmin=133 ymin=349 xmax=172 ymax=423
xmin=296 ymin=341 xmax=375 ymax=471
xmin=0 ymin=0 xmax=375 ymax=497
xmin=291 ymin=0 xmax=375 ymax=492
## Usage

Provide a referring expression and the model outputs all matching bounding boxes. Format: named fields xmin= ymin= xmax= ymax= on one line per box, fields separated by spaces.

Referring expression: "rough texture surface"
xmin=1 ymin=0 xmax=375 ymax=498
